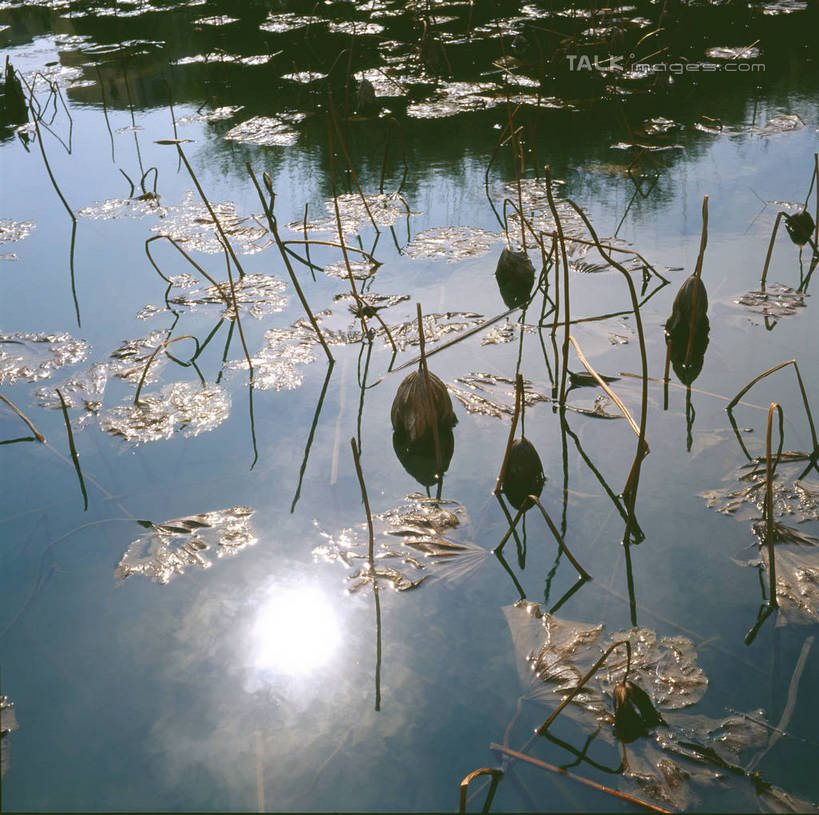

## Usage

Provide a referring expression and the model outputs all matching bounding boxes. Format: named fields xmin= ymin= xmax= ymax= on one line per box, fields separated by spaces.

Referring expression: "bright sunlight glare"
xmin=251 ymin=585 xmax=342 ymax=676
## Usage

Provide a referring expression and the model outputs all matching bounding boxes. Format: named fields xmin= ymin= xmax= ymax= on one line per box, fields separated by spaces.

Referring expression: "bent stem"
xmin=134 ymin=334 xmax=201 ymax=404
xmin=458 ymin=768 xmax=503 ymax=815
xmin=145 ymin=235 xmax=230 ymax=305
xmin=0 ymin=393 xmax=45 ymax=442
xmin=536 ymin=639 xmax=630 ymax=735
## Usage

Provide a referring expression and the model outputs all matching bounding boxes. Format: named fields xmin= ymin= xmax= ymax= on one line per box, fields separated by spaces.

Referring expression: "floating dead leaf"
xmin=223 ymin=320 xmax=317 ymax=391
xmin=735 ymin=283 xmax=806 ymax=318
xmin=449 ymin=372 xmax=549 ymax=419
xmin=116 ymin=506 xmax=256 ymax=584
xmin=407 ymin=81 xmax=501 ymax=118
xmin=281 ymin=71 xmax=326 ymax=84
xmin=259 ymin=12 xmax=322 ymax=33
xmin=705 ymin=46 xmax=761 ymax=59
xmin=35 ymin=362 xmax=107 ymax=428
xmin=192 ymin=15 xmax=238 ymax=25
xmin=0 ymin=219 xmax=36 ymax=244
xmin=175 ymin=105 xmax=244 ymax=124
xmin=481 ymin=323 xmax=517 ymax=346
xmin=758 ymin=0 xmax=808 ymax=14
xmin=494 ymin=178 xmax=586 ymax=240
xmin=78 ymin=196 xmax=165 ymax=220
xmin=405 ymin=226 xmax=500 ymax=262
xmin=108 ymin=330 xmax=169 ymax=385
xmin=224 ymin=114 xmax=306 ymax=147
xmin=762 ymin=544 xmax=819 ymax=625
xmin=290 ymin=191 xmax=411 ymax=236
xmin=314 ymin=495 xmax=487 ymax=590
xmin=327 ymin=20 xmax=384 ymax=35
xmin=0 ymin=332 xmax=90 ymax=385
xmin=167 ymin=272 xmax=286 ymax=320
xmin=100 ymin=382 xmax=230 ymax=443
xmin=323 ymin=259 xmax=379 ymax=281
xmin=151 ymin=191 xmax=269 ymax=254
xmin=753 ymin=114 xmax=805 ymax=136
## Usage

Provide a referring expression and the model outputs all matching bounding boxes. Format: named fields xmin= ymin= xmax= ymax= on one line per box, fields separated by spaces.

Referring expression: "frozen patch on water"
xmin=116 ymin=507 xmax=256 ymax=584
xmin=166 ymin=272 xmax=287 ymax=320
xmin=224 ymin=113 xmax=305 ymax=147
xmin=259 ymin=12 xmax=322 ymax=33
xmin=292 ymin=192 xmax=412 ymax=236
xmin=407 ymin=80 xmax=500 ymax=118
xmin=0 ymin=219 xmax=36 ymax=244
xmin=405 ymin=226 xmax=500 ymax=261
xmin=327 ymin=20 xmax=384 ymax=35
xmin=109 ymin=330 xmax=169 ymax=385
xmin=192 ymin=15 xmax=238 ymax=25
xmin=151 ymin=191 xmax=269 ymax=254
xmin=323 ymin=259 xmax=379 ymax=281
xmin=0 ymin=332 xmax=90 ymax=385
xmin=78 ymin=196 xmax=165 ymax=220
xmin=281 ymin=71 xmax=326 ymax=84
xmin=100 ymin=382 xmax=230 ymax=443
xmin=753 ymin=114 xmax=805 ymax=136
xmin=449 ymin=372 xmax=549 ymax=419
xmin=735 ymin=282 xmax=807 ymax=319
xmin=175 ymin=105 xmax=244 ymax=124
xmin=705 ymin=45 xmax=761 ymax=59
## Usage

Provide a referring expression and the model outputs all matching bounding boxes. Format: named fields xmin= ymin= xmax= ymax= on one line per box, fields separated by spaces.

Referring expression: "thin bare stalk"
xmin=175 ymin=143 xmax=247 ymax=279
xmin=30 ymin=101 xmax=75 ymax=222
xmin=0 ymin=393 xmax=45 ymax=442
xmin=246 ymin=162 xmax=334 ymax=364
xmin=530 ymin=496 xmax=591 ymax=581
xmin=568 ymin=336 xmax=648 ymax=451
xmin=495 ymin=373 xmax=524 ymax=494
xmin=537 ymin=640 xmax=629 ymax=735
xmin=489 ymin=745 xmax=671 ymax=814
xmin=761 ymin=211 xmax=784 ymax=287
xmin=282 ymin=239 xmax=381 ymax=266
xmin=145 ymin=235 xmax=230 ymax=303
xmin=56 ymin=388 xmax=88 ymax=511
xmin=686 ymin=195 xmax=708 ymax=363
xmin=417 ymin=303 xmax=443 ymax=481
xmin=458 ymin=768 xmax=503 ymax=815
xmin=95 ymin=64 xmax=115 ymax=162
xmin=350 ymin=437 xmax=375 ymax=565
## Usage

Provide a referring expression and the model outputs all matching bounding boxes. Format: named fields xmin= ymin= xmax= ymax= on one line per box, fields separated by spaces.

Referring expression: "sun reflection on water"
xmin=251 ymin=585 xmax=342 ymax=676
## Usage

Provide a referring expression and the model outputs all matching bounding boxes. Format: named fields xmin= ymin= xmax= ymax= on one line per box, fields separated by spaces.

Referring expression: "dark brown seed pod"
xmin=495 ymin=247 xmax=536 ymax=308
xmin=784 ymin=210 xmax=815 ymax=247
xmin=665 ymin=274 xmax=708 ymax=340
xmin=355 ymin=78 xmax=377 ymax=114
xmin=612 ymin=679 xmax=665 ymax=743
xmin=668 ymin=316 xmax=710 ymax=385
xmin=502 ymin=437 xmax=545 ymax=510
xmin=393 ymin=428 xmax=455 ymax=486
xmin=391 ymin=369 xmax=457 ymax=445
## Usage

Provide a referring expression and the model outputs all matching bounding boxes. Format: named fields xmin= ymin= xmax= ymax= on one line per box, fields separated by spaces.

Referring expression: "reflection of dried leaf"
xmin=117 ymin=507 xmax=256 ymax=584
xmin=0 ymin=332 xmax=90 ymax=385
xmin=763 ymin=545 xmax=819 ymax=625
xmin=753 ymin=114 xmax=805 ymax=135
xmin=407 ymin=80 xmax=500 ymax=118
xmin=35 ymin=362 xmax=107 ymax=428
xmin=0 ymin=218 xmax=36 ymax=243
xmin=108 ymin=330 xmax=169 ymax=385
xmin=289 ymin=192 xmax=411 ymax=236
xmin=405 ymin=226 xmax=500 ymax=262
xmin=100 ymin=382 xmax=230 ymax=443
xmin=449 ymin=373 xmax=549 ymax=419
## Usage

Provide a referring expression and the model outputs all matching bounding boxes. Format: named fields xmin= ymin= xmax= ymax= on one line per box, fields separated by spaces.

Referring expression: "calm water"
xmin=1 ymin=1 xmax=818 ymax=811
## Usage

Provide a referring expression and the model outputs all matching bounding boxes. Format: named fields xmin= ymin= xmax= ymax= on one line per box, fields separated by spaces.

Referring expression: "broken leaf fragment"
xmin=117 ymin=507 xmax=256 ymax=584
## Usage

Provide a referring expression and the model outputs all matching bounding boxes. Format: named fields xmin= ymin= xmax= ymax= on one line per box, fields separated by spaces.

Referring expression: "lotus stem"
xmin=56 ymin=388 xmax=88 ymax=511
xmin=686 ymin=195 xmax=708 ymax=363
xmin=350 ymin=437 xmax=374 ymax=565
xmin=495 ymin=373 xmax=524 ymax=494
xmin=134 ymin=334 xmax=200 ymax=404
xmin=145 ymin=235 xmax=230 ymax=304
xmin=761 ymin=211 xmax=784 ymax=288
xmin=765 ymin=402 xmax=784 ymax=608
xmin=458 ymin=768 xmax=503 ymax=815
xmin=0 ymin=393 xmax=45 ymax=442
xmin=530 ymin=496 xmax=591 ymax=581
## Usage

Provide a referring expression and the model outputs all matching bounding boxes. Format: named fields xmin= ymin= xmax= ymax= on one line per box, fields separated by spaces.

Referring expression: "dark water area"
xmin=1 ymin=0 xmax=818 ymax=812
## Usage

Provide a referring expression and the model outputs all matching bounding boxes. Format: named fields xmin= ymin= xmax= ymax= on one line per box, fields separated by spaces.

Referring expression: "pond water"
xmin=1 ymin=1 xmax=818 ymax=811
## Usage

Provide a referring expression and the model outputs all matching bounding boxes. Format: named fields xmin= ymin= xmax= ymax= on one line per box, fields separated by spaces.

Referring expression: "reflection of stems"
xmin=218 ymin=238 xmax=254 ymax=377
xmin=69 ymin=220 xmax=80 ymax=327
xmin=248 ymin=382 xmax=258 ymax=470
xmin=30 ymin=101 xmax=75 ymax=222
xmin=291 ymin=362 xmax=335 ymax=513
xmin=536 ymin=640 xmax=629 ymax=734
xmin=530 ymin=496 xmax=591 ymax=581
xmin=56 ymin=389 xmax=88 ymax=511
xmin=95 ymin=64 xmax=115 ymax=162
xmin=246 ymin=163 xmax=334 ymax=363
xmin=145 ymin=235 xmax=230 ymax=303
xmin=373 ymin=579 xmax=382 ymax=711
xmin=623 ymin=534 xmax=638 ymax=627
xmin=0 ymin=393 xmax=45 ymax=442
xmin=350 ymin=437 xmax=374 ymax=564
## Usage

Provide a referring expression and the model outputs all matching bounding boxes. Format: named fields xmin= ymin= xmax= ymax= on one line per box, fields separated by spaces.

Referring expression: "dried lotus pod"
xmin=391 ymin=369 xmax=457 ymax=445
xmin=495 ymin=247 xmax=535 ymax=308
xmin=501 ymin=437 xmax=545 ymax=510
xmin=784 ymin=210 xmax=815 ymax=247
xmin=612 ymin=679 xmax=665 ymax=743
xmin=669 ymin=316 xmax=709 ymax=385
xmin=665 ymin=274 xmax=708 ymax=340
